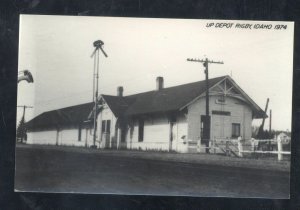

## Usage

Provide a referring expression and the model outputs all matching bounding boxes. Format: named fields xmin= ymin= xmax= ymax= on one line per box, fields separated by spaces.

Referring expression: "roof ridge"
xmin=101 ymin=75 xmax=228 ymax=99
xmin=41 ymin=101 xmax=94 ymax=114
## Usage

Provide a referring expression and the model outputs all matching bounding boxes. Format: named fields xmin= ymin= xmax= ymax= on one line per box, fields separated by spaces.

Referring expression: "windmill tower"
xmin=90 ymin=40 xmax=108 ymax=148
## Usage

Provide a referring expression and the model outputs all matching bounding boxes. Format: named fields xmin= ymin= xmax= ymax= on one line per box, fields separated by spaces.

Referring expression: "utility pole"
xmin=187 ymin=57 xmax=224 ymax=153
xmin=269 ymin=109 xmax=272 ymax=150
xmin=269 ymin=109 xmax=272 ymax=134
xmin=90 ymin=40 xmax=108 ymax=148
xmin=17 ymin=105 xmax=33 ymax=143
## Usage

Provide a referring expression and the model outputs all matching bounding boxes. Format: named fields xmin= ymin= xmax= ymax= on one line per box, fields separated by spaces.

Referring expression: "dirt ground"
xmin=15 ymin=144 xmax=290 ymax=198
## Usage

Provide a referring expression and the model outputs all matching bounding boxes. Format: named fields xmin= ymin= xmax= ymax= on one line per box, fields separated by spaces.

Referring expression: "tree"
xmin=16 ymin=117 xmax=26 ymax=143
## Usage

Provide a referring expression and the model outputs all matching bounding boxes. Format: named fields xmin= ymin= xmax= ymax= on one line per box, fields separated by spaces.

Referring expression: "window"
xmin=232 ymin=123 xmax=240 ymax=138
xmin=106 ymin=120 xmax=111 ymax=133
xmin=101 ymin=120 xmax=111 ymax=133
xmin=216 ymin=96 xmax=226 ymax=104
xmin=138 ymin=119 xmax=144 ymax=142
xmin=102 ymin=121 xmax=106 ymax=133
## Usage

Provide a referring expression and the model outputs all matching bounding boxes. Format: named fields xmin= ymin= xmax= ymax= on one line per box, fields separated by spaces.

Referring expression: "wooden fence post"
xmin=117 ymin=128 xmax=121 ymax=150
xmin=277 ymin=135 xmax=283 ymax=161
xmin=213 ymin=137 xmax=216 ymax=154
xmin=197 ymin=138 xmax=201 ymax=153
xmin=238 ymin=136 xmax=243 ymax=157
xmin=226 ymin=140 xmax=229 ymax=156
xmin=251 ymin=138 xmax=255 ymax=152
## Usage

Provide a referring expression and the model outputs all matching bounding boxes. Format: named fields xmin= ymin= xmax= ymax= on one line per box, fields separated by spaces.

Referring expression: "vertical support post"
xmin=93 ymin=49 xmax=100 ymax=148
xmin=197 ymin=138 xmax=201 ymax=153
xmin=226 ymin=140 xmax=229 ymax=156
xmin=251 ymin=138 xmax=255 ymax=152
xmin=204 ymin=58 xmax=210 ymax=153
xmin=56 ymin=127 xmax=59 ymax=146
xmin=269 ymin=109 xmax=272 ymax=150
xmin=85 ymin=129 xmax=88 ymax=148
xmin=169 ymin=120 xmax=173 ymax=152
xmin=213 ymin=137 xmax=216 ymax=154
xmin=269 ymin=109 xmax=272 ymax=133
xmin=117 ymin=127 xmax=121 ymax=150
xmin=277 ymin=135 xmax=283 ymax=161
xmin=238 ymin=136 xmax=243 ymax=157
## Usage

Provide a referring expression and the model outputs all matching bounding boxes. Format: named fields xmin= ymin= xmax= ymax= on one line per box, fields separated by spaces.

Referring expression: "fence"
xmin=239 ymin=137 xmax=291 ymax=161
xmin=188 ymin=136 xmax=290 ymax=161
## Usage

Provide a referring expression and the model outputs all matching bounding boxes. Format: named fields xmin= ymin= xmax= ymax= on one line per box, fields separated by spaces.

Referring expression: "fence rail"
xmin=188 ymin=136 xmax=290 ymax=161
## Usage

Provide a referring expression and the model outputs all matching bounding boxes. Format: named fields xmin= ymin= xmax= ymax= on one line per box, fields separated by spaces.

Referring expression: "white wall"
xmin=187 ymin=95 xmax=253 ymax=141
xmin=27 ymin=124 xmax=94 ymax=147
xmin=171 ymin=113 xmax=189 ymax=153
xmin=57 ymin=126 xmax=86 ymax=147
xmin=126 ymin=114 xmax=169 ymax=151
xmin=27 ymin=130 xmax=57 ymax=145
xmin=82 ymin=127 xmax=94 ymax=147
xmin=126 ymin=113 xmax=188 ymax=152
xmin=97 ymin=104 xmax=117 ymax=149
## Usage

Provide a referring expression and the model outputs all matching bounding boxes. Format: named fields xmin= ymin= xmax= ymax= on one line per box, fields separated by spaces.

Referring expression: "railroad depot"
xmin=26 ymin=75 xmax=266 ymax=153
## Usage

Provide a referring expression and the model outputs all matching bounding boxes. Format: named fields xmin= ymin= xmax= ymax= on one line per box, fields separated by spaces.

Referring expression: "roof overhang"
xmin=179 ymin=76 xmax=267 ymax=119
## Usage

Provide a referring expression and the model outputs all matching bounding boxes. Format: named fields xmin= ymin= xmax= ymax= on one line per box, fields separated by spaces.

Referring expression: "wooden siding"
xmin=126 ymin=113 xmax=188 ymax=152
xmin=97 ymin=104 xmax=117 ymax=148
xmin=27 ymin=130 xmax=57 ymax=145
xmin=27 ymin=122 xmax=94 ymax=147
xmin=187 ymin=95 xmax=253 ymax=142
xmin=127 ymin=114 xmax=170 ymax=151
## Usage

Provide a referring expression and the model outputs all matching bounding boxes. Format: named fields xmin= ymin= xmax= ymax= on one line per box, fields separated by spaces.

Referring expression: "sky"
xmin=17 ymin=15 xmax=294 ymax=131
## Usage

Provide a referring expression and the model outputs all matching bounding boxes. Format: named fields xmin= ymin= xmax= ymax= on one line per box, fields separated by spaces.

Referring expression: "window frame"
xmin=138 ymin=119 xmax=144 ymax=142
xmin=101 ymin=120 xmax=111 ymax=133
xmin=232 ymin=123 xmax=241 ymax=138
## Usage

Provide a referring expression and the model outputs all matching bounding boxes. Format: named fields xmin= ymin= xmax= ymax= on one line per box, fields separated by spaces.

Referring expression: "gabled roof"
xmin=100 ymin=75 xmax=265 ymax=118
xmin=27 ymin=75 xmax=266 ymax=131
xmin=178 ymin=76 xmax=266 ymax=118
xmin=123 ymin=76 xmax=226 ymax=116
xmin=101 ymin=95 xmax=130 ymax=117
xmin=26 ymin=102 xmax=94 ymax=131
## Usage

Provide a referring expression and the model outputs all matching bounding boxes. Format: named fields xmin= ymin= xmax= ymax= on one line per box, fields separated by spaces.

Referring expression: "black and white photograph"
xmin=16 ymin=15 xmax=293 ymax=198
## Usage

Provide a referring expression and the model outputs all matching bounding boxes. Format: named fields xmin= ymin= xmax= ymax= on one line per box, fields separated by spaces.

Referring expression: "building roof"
xmin=101 ymin=95 xmax=130 ymax=117
xmin=123 ymin=76 xmax=226 ymax=116
xmin=26 ymin=102 xmax=94 ymax=131
xmin=99 ymin=75 xmax=265 ymax=118
xmin=27 ymin=75 xmax=266 ymax=130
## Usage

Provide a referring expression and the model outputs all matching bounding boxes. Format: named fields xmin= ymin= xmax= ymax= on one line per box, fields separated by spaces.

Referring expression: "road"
xmin=15 ymin=145 xmax=290 ymax=198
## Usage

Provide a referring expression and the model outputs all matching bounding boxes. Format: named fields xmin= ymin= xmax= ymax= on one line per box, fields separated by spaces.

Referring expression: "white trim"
xmin=179 ymin=77 xmax=227 ymax=111
xmin=179 ymin=76 xmax=265 ymax=118
xmin=97 ymin=95 xmax=117 ymax=118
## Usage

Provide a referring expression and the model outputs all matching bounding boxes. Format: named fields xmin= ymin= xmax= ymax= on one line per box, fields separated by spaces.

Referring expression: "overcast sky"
xmin=17 ymin=15 xmax=294 ymax=131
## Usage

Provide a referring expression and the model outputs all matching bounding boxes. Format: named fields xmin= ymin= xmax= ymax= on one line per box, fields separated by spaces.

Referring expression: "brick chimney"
xmin=156 ymin=76 xmax=164 ymax=91
xmin=117 ymin=86 xmax=123 ymax=97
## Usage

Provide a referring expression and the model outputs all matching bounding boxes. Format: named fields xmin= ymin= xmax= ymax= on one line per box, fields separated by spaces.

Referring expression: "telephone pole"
xmin=187 ymin=57 xmax=224 ymax=153
xmin=17 ymin=105 xmax=33 ymax=143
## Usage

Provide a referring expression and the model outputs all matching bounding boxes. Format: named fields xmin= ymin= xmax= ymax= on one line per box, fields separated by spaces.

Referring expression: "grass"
xmin=17 ymin=143 xmax=290 ymax=172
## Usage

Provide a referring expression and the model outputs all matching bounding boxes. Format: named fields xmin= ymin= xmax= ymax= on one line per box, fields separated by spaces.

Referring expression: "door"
xmin=211 ymin=114 xmax=230 ymax=139
xmin=120 ymin=125 xmax=127 ymax=148
xmin=101 ymin=120 xmax=111 ymax=148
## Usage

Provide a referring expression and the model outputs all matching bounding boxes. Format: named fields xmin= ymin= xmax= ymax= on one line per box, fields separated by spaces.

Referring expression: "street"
xmin=15 ymin=145 xmax=290 ymax=198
